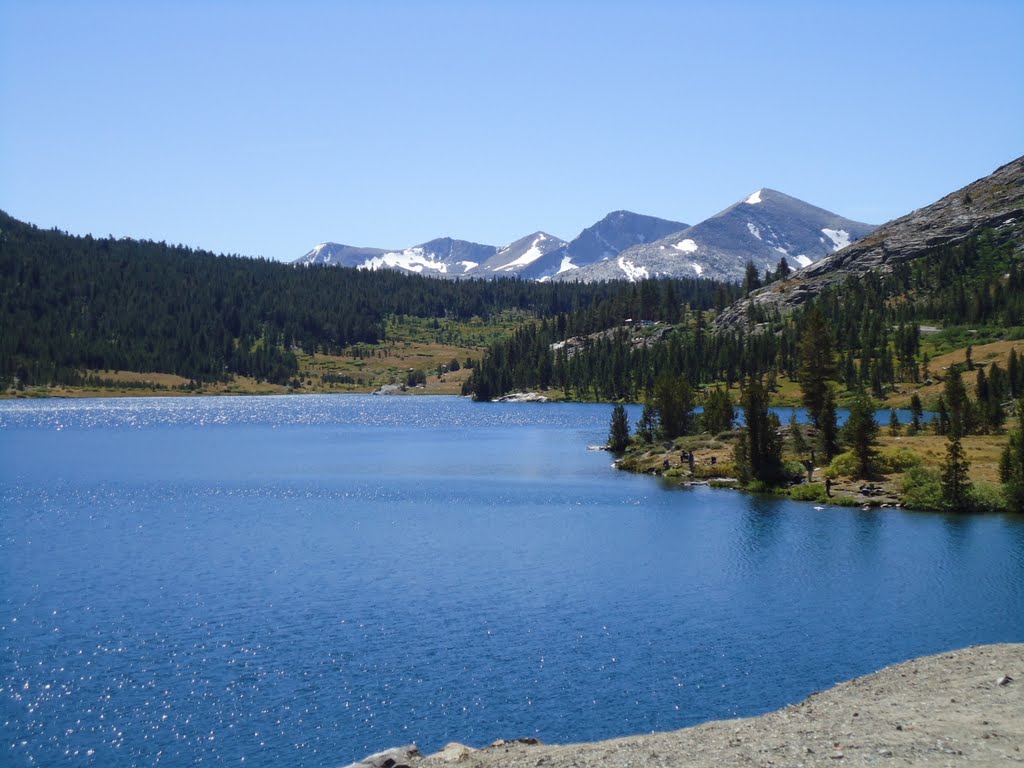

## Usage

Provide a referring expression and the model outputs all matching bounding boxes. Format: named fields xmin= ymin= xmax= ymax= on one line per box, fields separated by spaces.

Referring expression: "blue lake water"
xmin=1 ymin=395 xmax=1021 ymax=767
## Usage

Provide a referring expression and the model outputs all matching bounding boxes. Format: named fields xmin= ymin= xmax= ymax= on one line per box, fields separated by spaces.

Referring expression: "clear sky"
xmin=1 ymin=0 xmax=1022 ymax=262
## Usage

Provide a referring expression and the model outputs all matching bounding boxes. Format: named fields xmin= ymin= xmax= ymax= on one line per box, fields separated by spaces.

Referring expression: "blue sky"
xmin=1 ymin=1 xmax=1022 ymax=262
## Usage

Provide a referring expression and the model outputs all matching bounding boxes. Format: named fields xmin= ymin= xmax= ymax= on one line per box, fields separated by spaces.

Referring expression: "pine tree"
xmin=999 ymin=428 xmax=1024 ymax=518
xmin=798 ymin=307 xmax=837 ymax=429
xmin=871 ymin=360 xmax=885 ymax=399
xmin=909 ymin=393 xmax=924 ymax=434
xmin=935 ymin=396 xmax=950 ymax=436
xmin=653 ymin=375 xmax=695 ymax=441
xmin=607 ymin=404 xmax=631 ymax=453
xmin=636 ymin=403 xmax=657 ymax=444
xmin=975 ymin=366 xmax=988 ymax=403
xmin=701 ymin=386 xmax=735 ymax=435
xmin=843 ymin=392 xmax=879 ymax=478
xmin=1008 ymin=349 xmax=1021 ymax=397
xmin=789 ymin=411 xmax=809 ymax=454
xmin=742 ymin=261 xmax=761 ymax=295
xmin=735 ymin=376 xmax=784 ymax=484
xmin=941 ymin=435 xmax=973 ymax=511
xmin=817 ymin=385 xmax=841 ymax=461
xmin=1001 ymin=401 xmax=1024 ymax=514
xmin=943 ymin=367 xmax=971 ymax=437
xmin=889 ymin=408 xmax=901 ymax=436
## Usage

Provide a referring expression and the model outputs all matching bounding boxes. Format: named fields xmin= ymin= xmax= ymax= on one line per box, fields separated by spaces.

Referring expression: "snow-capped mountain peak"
xmin=552 ymin=189 xmax=875 ymax=284
xmin=296 ymin=191 xmax=874 ymax=285
xmin=480 ymin=232 xmax=567 ymax=274
xmin=294 ymin=242 xmax=391 ymax=268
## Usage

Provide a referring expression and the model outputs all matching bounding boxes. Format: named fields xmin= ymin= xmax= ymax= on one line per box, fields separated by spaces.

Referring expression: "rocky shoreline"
xmin=344 ymin=644 xmax=1022 ymax=768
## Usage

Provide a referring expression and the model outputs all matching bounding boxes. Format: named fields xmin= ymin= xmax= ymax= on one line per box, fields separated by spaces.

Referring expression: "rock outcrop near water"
xmin=716 ymin=156 xmax=1024 ymax=329
xmin=342 ymin=644 xmax=1023 ymax=768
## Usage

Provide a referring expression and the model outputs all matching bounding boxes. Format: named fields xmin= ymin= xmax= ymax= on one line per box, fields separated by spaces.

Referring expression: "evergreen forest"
xmin=0 ymin=211 xmax=727 ymax=388
xmin=463 ymin=229 xmax=1024 ymax=403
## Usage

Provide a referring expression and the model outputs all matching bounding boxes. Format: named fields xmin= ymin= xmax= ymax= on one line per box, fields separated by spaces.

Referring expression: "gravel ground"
xmin=348 ymin=644 xmax=1022 ymax=768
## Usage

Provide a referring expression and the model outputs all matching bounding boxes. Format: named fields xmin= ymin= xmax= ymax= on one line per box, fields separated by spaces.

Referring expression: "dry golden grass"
xmin=884 ymin=339 xmax=1024 ymax=408
xmin=878 ymin=430 xmax=1009 ymax=485
xmin=294 ymin=341 xmax=480 ymax=394
xmin=4 ymin=341 xmax=482 ymax=400
xmin=83 ymin=369 xmax=192 ymax=386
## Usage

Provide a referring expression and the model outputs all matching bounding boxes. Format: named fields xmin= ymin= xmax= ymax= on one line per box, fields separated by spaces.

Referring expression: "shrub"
xmin=968 ymin=482 xmax=1007 ymax=513
xmin=901 ymin=466 xmax=944 ymax=510
xmin=876 ymin=447 xmax=923 ymax=473
xmin=790 ymin=482 xmax=828 ymax=502
xmin=692 ymin=461 xmax=736 ymax=479
xmin=783 ymin=460 xmax=808 ymax=482
xmin=823 ymin=451 xmax=859 ymax=479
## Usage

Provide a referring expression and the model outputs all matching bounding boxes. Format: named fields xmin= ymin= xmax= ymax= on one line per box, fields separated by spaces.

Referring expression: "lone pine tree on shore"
xmin=941 ymin=435 xmax=973 ymax=511
xmin=607 ymin=404 xmax=631 ymax=453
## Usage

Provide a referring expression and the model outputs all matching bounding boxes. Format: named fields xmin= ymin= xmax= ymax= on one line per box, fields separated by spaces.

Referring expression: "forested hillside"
xmin=464 ymin=228 xmax=1024 ymax=402
xmin=0 ymin=212 xmax=729 ymax=388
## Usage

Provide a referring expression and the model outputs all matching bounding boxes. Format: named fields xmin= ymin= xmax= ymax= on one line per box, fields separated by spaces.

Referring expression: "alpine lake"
xmin=2 ymin=394 xmax=1022 ymax=767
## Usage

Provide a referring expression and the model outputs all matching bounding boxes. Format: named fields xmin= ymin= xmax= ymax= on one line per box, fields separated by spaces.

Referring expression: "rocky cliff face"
xmin=716 ymin=156 xmax=1024 ymax=328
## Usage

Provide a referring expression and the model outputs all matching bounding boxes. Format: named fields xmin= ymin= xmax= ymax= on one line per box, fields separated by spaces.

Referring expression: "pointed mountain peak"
xmin=498 ymin=231 xmax=562 ymax=250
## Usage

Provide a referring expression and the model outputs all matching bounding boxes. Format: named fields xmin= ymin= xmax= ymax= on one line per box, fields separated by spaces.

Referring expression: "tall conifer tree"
xmin=798 ymin=306 xmax=837 ymax=429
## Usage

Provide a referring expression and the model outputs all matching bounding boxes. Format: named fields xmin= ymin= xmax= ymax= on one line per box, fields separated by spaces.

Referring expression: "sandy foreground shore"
xmin=347 ymin=644 xmax=1022 ymax=768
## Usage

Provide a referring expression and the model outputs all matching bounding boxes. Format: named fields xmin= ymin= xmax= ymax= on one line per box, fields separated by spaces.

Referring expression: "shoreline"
xmin=346 ymin=644 xmax=1023 ymax=768
xmin=5 ymin=387 xmax=1017 ymax=516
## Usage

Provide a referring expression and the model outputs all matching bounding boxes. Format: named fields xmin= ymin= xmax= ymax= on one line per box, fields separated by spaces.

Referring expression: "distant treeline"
xmin=464 ymin=229 xmax=1024 ymax=401
xmin=0 ymin=211 xmax=731 ymax=387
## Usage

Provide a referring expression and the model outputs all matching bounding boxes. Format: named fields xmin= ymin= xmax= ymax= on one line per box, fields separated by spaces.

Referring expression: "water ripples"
xmin=1 ymin=396 xmax=1022 ymax=767
xmin=0 ymin=394 xmax=624 ymax=432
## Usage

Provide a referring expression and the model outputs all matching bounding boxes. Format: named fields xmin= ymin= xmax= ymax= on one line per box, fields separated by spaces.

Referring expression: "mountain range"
xmin=551 ymin=189 xmax=875 ymax=284
xmin=295 ymin=210 xmax=688 ymax=281
xmin=295 ymin=192 xmax=875 ymax=284
xmin=716 ymin=155 xmax=1024 ymax=327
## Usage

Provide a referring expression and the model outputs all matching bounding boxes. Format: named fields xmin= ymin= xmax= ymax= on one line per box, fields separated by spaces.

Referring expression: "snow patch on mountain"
xmin=362 ymin=248 xmax=448 ymax=274
xmin=822 ymin=228 xmax=851 ymax=251
xmin=556 ymin=255 xmax=578 ymax=274
xmin=617 ymin=257 xmax=649 ymax=281
xmin=459 ymin=261 xmax=479 ymax=271
xmin=794 ymin=254 xmax=813 ymax=268
xmin=495 ymin=234 xmax=549 ymax=271
xmin=747 ymin=223 xmax=762 ymax=241
xmin=673 ymin=238 xmax=698 ymax=253
xmin=745 ymin=189 xmax=763 ymax=205
xmin=690 ymin=263 xmax=704 ymax=276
